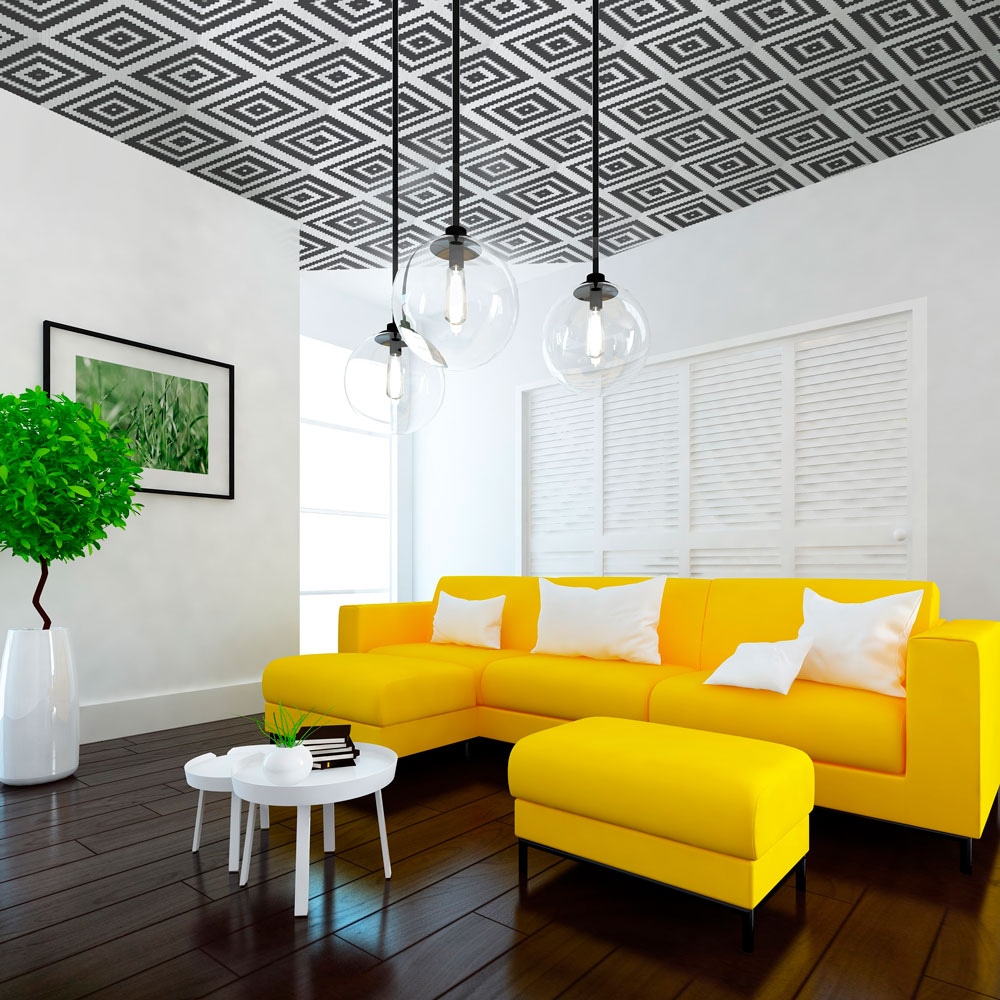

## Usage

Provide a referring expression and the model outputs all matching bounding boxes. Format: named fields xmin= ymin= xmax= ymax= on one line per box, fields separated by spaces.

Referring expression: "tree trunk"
xmin=32 ymin=558 xmax=51 ymax=630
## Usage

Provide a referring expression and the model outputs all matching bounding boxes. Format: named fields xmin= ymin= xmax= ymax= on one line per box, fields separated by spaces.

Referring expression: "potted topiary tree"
xmin=0 ymin=386 xmax=142 ymax=784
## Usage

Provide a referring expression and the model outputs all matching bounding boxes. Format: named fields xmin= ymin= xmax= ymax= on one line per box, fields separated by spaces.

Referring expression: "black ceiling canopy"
xmin=1 ymin=0 xmax=997 ymax=270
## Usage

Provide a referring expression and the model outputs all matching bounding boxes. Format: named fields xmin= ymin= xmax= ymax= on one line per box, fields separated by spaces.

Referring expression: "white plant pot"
xmin=263 ymin=745 xmax=313 ymax=785
xmin=0 ymin=627 xmax=79 ymax=785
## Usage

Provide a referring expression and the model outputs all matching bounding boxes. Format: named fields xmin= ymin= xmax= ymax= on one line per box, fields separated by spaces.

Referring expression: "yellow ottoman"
xmin=262 ymin=653 xmax=478 ymax=757
xmin=508 ymin=717 xmax=814 ymax=951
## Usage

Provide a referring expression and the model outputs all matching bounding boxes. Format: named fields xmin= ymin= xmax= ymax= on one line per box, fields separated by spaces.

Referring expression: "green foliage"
xmin=242 ymin=703 xmax=327 ymax=748
xmin=0 ymin=386 xmax=143 ymax=565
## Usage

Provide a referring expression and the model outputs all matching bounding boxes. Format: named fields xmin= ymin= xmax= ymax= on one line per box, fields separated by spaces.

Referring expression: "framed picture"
xmin=43 ymin=321 xmax=235 ymax=499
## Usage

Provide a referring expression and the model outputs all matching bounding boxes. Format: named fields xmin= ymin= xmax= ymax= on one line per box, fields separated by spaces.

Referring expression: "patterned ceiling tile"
xmin=0 ymin=44 xmax=100 ymax=101
xmin=55 ymin=7 xmax=184 ymax=68
xmin=53 ymin=80 xmax=173 ymax=136
xmin=126 ymin=114 xmax=238 ymax=166
xmin=0 ymin=0 xmax=997 ymax=269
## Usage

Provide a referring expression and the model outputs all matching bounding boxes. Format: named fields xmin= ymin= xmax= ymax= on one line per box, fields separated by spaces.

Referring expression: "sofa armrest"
xmin=905 ymin=620 xmax=1000 ymax=834
xmin=339 ymin=601 xmax=435 ymax=653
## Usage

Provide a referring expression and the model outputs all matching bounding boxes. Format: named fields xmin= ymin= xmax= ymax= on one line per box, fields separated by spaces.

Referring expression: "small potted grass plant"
xmin=244 ymin=703 xmax=324 ymax=785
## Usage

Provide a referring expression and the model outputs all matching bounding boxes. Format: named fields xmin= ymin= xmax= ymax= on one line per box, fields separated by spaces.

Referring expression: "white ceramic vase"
xmin=0 ymin=627 xmax=79 ymax=785
xmin=263 ymin=744 xmax=313 ymax=785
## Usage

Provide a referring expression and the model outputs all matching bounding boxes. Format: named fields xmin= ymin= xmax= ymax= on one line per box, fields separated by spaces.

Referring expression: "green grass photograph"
xmin=75 ymin=356 xmax=209 ymax=474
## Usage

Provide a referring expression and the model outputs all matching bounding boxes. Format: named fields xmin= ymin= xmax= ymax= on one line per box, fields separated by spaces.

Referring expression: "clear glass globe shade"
xmin=344 ymin=332 xmax=445 ymax=435
xmin=392 ymin=233 xmax=518 ymax=371
xmin=541 ymin=280 xmax=651 ymax=396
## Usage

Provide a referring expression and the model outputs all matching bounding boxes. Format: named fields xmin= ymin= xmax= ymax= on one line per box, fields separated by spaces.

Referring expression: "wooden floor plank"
xmin=0 ymin=803 xmax=157 ymax=859
xmin=335 ymin=912 xmax=524 ymax=1000
xmin=0 ymin=818 xmax=246 ymax=944
xmin=200 ymin=932 xmax=379 ymax=1000
xmin=77 ymin=949 xmax=238 ymax=1000
xmin=0 ymin=839 xmax=94 ymax=883
xmin=795 ymin=886 xmax=945 ymax=1000
xmin=436 ymin=917 xmax=612 ymax=999
xmin=915 ymin=977 xmax=999 ymax=999
xmin=926 ymin=873 xmax=1000 ymax=997
xmin=338 ymin=790 xmax=513 ymax=871
xmin=0 ymin=783 xmax=179 ymax=839
xmin=336 ymin=842 xmax=559 ymax=959
xmin=0 ymin=881 xmax=207 ymax=983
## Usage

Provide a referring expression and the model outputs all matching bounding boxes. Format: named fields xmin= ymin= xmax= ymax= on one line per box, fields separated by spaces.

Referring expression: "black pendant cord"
xmin=387 ymin=0 xmax=402 ymax=351
xmin=591 ymin=0 xmax=600 ymax=283
xmin=451 ymin=0 xmax=460 ymax=230
xmin=391 ymin=0 xmax=399 ymax=283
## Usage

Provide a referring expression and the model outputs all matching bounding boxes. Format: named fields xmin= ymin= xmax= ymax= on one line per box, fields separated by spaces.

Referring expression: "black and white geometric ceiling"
xmin=1 ymin=1 xmax=998 ymax=269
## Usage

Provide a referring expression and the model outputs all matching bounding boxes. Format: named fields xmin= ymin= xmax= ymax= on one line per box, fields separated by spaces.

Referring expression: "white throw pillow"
xmin=703 ymin=637 xmax=813 ymax=696
xmin=532 ymin=577 xmax=666 ymax=664
xmin=431 ymin=592 xmax=505 ymax=649
xmin=796 ymin=588 xmax=924 ymax=698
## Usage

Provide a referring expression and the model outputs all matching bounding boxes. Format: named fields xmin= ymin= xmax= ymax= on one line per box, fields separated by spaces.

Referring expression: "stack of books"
xmin=296 ymin=725 xmax=359 ymax=769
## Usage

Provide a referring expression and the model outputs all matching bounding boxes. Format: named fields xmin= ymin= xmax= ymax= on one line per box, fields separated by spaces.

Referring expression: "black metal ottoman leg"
xmin=795 ymin=856 xmax=807 ymax=891
xmin=518 ymin=840 xmax=528 ymax=887
xmin=960 ymin=837 xmax=973 ymax=875
xmin=742 ymin=908 xmax=755 ymax=953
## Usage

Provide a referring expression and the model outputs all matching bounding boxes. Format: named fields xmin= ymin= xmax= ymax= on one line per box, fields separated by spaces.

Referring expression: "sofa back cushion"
xmin=699 ymin=578 xmax=941 ymax=671
xmin=434 ymin=576 xmax=711 ymax=669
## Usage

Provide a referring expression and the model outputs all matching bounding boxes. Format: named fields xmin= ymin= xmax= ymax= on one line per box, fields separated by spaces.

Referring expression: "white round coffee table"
xmin=183 ymin=745 xmax=271 ymax=872
xmin=231 ymin=742 xmax=397 ymax=917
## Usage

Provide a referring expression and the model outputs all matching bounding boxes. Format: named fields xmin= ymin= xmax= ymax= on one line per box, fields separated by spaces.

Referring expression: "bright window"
xmin=300 ymin=336 xmax=394 ymax=654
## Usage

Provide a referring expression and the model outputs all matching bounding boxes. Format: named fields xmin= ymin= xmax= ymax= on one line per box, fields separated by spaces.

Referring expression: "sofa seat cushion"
xmin=481 ymin=654 xmax=692 ymax=721
xmin=509 ymin=717 xmax=814 ymax=860
xmin=262 ymin=653 xmax=475 ymax=728
xmin=649 ymin=670 xmax=905 ymax=773
xmin=370 ymin=643 xmax=525 ymax=690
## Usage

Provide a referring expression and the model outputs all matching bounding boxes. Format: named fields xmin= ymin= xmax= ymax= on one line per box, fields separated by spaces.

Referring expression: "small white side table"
xmin=232 ymin=742 xmax=397 ymax=916
xmin=183 ymin=745 xmax=271 ymax=872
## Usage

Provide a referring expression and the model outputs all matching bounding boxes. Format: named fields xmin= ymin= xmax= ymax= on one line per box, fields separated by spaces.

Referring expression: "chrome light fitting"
xmin=392 ymin=0 xmax=518 ymax=371
xmin=344 ymin=0 xmax=444 ymax=434
xmin=541 ymin=0 xmax=650 ymax=396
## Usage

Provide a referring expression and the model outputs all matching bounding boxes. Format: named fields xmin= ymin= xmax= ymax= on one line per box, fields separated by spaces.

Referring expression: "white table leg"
xmin=294 ymin=804 xmax=310 ymax=917
xmin=191 ymin=789 xmax=205 ymax=853
xmin=228 ymin=792 xmax=241 ymax=872
xmin=375 ymin=789 xmax=391 ymax=879
xmin=240 ymin=801 xmax=256 ymax=886
xmin=260 ymin=804 xmax=270 ymax=830
xmin=322 ymin=803 xmax=335 ymax=852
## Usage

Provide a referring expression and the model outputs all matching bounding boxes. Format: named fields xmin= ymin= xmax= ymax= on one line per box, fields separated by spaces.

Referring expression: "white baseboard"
xmin=81 ymin=681 xmax=264 ymax=743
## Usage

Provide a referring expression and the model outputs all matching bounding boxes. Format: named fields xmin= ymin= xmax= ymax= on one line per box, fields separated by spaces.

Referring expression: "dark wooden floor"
xmin=1 ymin=718 xmax=998 ymax=999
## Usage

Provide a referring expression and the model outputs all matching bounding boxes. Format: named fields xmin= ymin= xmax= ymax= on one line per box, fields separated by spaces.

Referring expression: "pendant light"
xmin=391 ymin=0 xmax=518 ymax=371
xmin=541 ymin=0 xmax=650 ymax=396
xmin=344 ymin=0 xmax=445 ymax=434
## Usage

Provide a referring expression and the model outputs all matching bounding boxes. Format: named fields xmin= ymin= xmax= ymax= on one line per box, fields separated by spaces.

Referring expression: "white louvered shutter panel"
xmin=689 ymin=348 xmax=783 ymax=530
xmin=793 ymin=318 xmax=912 ymax=577
xmin=524 ymin=384 xmax=597 ymax=574
xmin=602 ymin=365 xmax=681 ymax=534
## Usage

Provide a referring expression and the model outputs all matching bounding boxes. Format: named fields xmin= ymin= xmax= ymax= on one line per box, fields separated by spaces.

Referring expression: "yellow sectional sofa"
xmin=262 ymin=575 xmax=1000 ymax=855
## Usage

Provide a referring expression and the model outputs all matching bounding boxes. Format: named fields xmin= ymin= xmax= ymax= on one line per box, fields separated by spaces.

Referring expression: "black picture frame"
xmin=43 ymin=320 xmax=235 ymax=500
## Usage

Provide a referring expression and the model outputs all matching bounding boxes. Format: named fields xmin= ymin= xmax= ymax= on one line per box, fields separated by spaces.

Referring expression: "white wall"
xmin=0 ymin=91 xmax=301 ymax=740
xmin=411 ymin=121 xmax=1000 ymax=619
